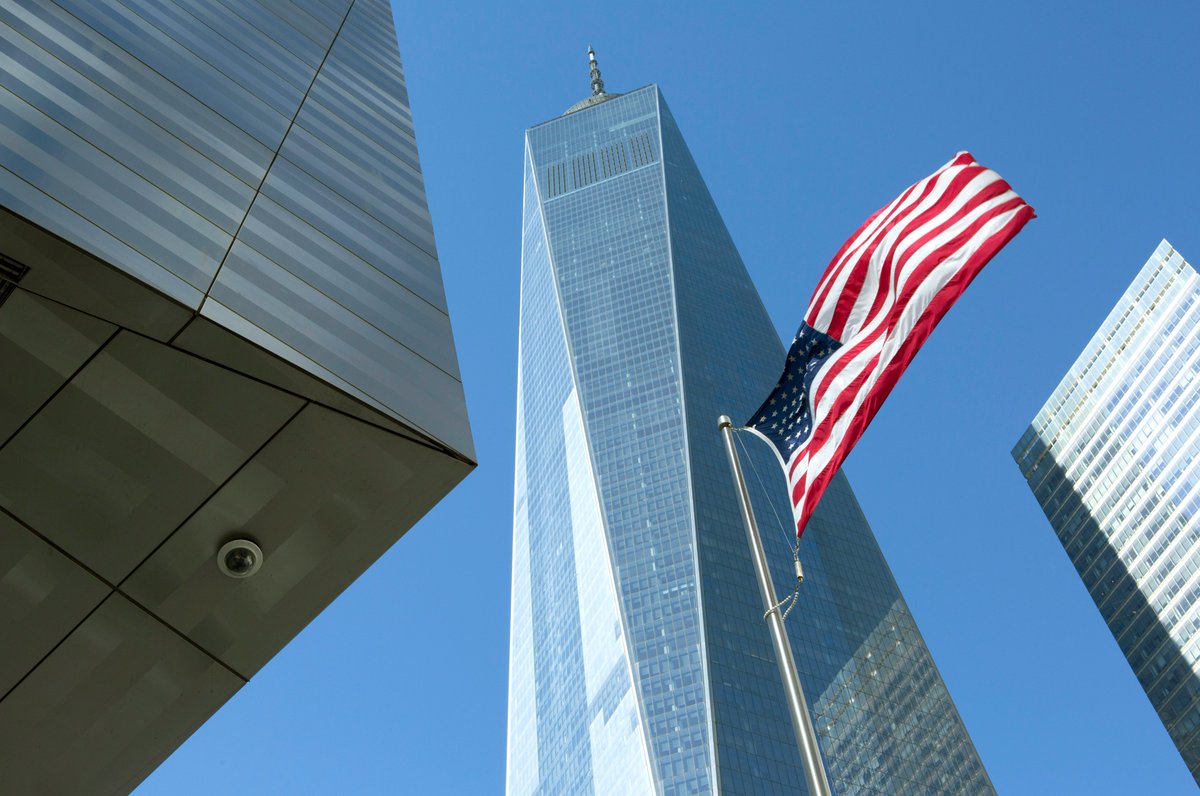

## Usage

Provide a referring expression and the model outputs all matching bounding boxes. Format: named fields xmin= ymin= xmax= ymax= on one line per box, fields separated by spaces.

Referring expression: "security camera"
xmin=217 ymin=539 xmax=264 ymax=579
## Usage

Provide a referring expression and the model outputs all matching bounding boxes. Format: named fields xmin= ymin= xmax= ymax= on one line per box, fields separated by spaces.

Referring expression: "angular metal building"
xmin=1014 ymin=240 xmax=1200 ymax=784
xmin=0 ymin=1 xmax=473 ymax=792
xmin=507 ymin=61 xmax=991 ymax=795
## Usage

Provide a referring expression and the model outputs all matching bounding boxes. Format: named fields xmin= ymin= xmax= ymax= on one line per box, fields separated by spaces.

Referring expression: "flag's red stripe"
xmin=847 ymin=170 xmax=1008 ymax=341
xmin=805 ymin=170 xmax=943 ymax=330
xmin=815 ymin=164 xmax=991 ymax=341
xmin=789 ymin=201 xmax=1034 ymax=535
xmin=806 ymin=195 xmax=1027 ymax=455
xmin=807 ymin=150 xmax=978 ymax=323
xmin=795 ymin=204 xmax=1034 ymax=534
xmin=807 ymin=178 xmax=1015 ymax=414
xmin=807 ymin=171 xmax=948 ymax=335
xmin=950 ymin=151 xmax=977 ymax=168
xmin=787 ymin=181 xmax=1018 ymax=480
xmin=790 ymin=470 xmax=807 ymax=514
xmin=806 ymin=205 xmax=887 ymax=321
xmin=819 ymin=171 xmax=956 ymax=340
xmin=754 ymin=152 xmax=1033 ymax=536
xmin=807 ymin=151 xmax=976 ymax=322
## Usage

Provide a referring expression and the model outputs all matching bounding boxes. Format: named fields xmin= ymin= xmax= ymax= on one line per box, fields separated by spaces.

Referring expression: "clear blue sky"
xmin=138 ymin=1 xmax=1200 ymax=793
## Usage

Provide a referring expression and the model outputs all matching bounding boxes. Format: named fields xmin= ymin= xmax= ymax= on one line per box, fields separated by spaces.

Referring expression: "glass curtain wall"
xmin=1014 ymin=241 xmax=1200 ymax=784
xmin=509 ymin=85 xmax=992 ymax=795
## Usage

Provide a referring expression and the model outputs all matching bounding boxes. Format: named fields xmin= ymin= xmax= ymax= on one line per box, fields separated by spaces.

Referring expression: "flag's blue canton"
xmin=746 ymin=322 xmax=842 ymax=461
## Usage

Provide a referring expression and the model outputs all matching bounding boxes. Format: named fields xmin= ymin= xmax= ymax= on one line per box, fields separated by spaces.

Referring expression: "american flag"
xmin=746 ymin=152 xmax=1034 ymax=537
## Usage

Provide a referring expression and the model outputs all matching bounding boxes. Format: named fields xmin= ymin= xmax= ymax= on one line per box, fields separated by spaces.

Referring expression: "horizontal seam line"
xmin=45 ymin=0 xmax=290 ymax=153
xmin=0 ymin=162 xmax=209 ymax=301
xmin=215 ymin=178 xmax=465 ymax=382
xmin=199 ymin=294 xmax=470 ymax=460
xmin=0 ymin=73 xmax=249 ymax=236
xmin=0 ymin=13 xmax=266 ymax=191
xmin=101 ymin=0 xmax=299 ymax=124
xmin=238 ymin=180 xmax=447 ymax=316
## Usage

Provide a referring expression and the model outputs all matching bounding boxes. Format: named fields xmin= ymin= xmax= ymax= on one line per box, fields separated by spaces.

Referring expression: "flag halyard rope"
xmin=734 ymin=428 xmax=802 ymax=621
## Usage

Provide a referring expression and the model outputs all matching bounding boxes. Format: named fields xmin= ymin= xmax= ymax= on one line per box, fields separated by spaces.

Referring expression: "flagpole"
xmin=718 ymin=415 xmax=833 ymax=796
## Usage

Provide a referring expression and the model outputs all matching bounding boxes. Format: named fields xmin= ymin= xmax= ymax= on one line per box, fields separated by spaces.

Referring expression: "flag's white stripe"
xmin=807 ymin=174 xmax=943 ymax=333
xmin=808 ymin=279 xmax=930 ymax=429
xmin=806 ymin=158 xmax=963 ymax=316
xmin=790 ymin=456 xmax=809 ymax=527
xmin=800 ymin=204 xmax=1027 ymax=485
xmin=888 ymin=189 xmax=1018 ymax=331
xmin=887 ymin=174 xmax=1009 ymax=306
xmin=832 ymin=167 xmax=997 ymax=343
xmin=805 ymin=339 xmax=887 ymax=477
xmin=852 ymin=181 xmax=1018 ymax=359
xmin=841 ymin=183 xmax=1015 ymax=363
xmin=807 ymin=333 xmax=884 ymax=443
xmin=801 ymin=207 xmax=1022 ymax=495
xmin=806 ymin=169 xmax=944 ymax=330
xmin=809 ymin=201 xmax=1025 ymax=460
xmin=807 ymin=158 xmax=975 ymax=332
xmin=809 ymin=162 xmax=966 ymax=335
xmin=807 ymin=173 xmax=1015 ymax=413
xmin=890 ymin=171 xmax=1006 ymax=279
xmin=839 ymin=169 xmax=1006 ymax=344
xmin=750 ymin=152 xmax=1031 ymax=537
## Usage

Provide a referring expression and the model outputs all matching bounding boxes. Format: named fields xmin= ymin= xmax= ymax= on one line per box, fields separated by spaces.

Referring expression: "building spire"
xmin=563 ymin=46 xmax=619 ymax=115
xmin=588 ymin=45 xmax=606 ymax=96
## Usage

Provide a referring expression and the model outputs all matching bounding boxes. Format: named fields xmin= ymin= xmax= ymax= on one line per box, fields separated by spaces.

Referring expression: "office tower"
xmin=0 ymin=1 xmax=473 ymax=792
xmin=1014 ymin=240 xmax=1200 ymax=783
xmin=507 ymin=56 xmax=991 ymax=795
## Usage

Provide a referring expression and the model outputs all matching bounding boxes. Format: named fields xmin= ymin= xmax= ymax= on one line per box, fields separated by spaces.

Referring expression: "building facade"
xmin=1013 ymin=240 xmax=1200 ymax=784
xmin=0 ymin=1 xmax=473 ymax=792
xmin=507 ymin=67 xmax=992 ymax=795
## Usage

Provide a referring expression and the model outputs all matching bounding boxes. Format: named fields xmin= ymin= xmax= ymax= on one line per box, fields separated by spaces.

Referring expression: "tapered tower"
xmin=507 ymin=56 xmax=990 ymax=794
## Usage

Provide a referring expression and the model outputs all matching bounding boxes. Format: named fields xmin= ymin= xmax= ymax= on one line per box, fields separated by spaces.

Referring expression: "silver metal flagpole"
xmin=718 ymin=415 xmax=833 ymax=796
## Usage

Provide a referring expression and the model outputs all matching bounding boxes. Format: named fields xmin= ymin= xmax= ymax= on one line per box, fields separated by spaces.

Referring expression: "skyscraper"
xmin=0 ymin=1 xmax=473 ymax=792
xmin=1013 ymin=240 xmax=1200 ymax=784
xmin=507 ymin=56 xmax=991 ymax=795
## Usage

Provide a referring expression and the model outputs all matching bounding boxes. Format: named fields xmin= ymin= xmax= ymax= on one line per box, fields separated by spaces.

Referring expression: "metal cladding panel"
xmin=0 ymin=2 xmax=274 ymax=185
xmin=123 ymin=403 xmax=470 ymax=678
xmin=0 ymin=208 xmax=194 ymax=342
xmin=0 ymin=0 xmax=473 ymax=461
xmin=0 ymin=288 xmax=115 ymax=441
xmin=0 ymin=331 xmax=304 ymax=583
xmin=0 ymin=274 xmax=472 ymax=791
xmin=0 ymin=1 xmax=475 ymax=789
xmin=207 ymin=0 xmax=471 ymax=458
xmin=0 ymin=512 xmax=109 ymax=696
xmin=0 ymin=0 xmax=287 ymax=305
xmin=172 ymin=313 xmax=411 ymax=435
xmin=0 ymin=593 xmax=244 ymax=796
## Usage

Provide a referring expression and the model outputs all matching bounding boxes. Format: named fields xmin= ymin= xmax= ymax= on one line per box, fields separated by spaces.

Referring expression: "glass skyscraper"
xmin=1014 ymin=240 xmax=1200 ymax=784
xmin=508 ymin=66 xmax=992 ymax=795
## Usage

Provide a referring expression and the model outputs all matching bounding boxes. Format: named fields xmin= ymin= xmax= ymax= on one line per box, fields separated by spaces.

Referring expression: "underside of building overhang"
xmin=0 ymin=208 xmax=473 ymax=794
